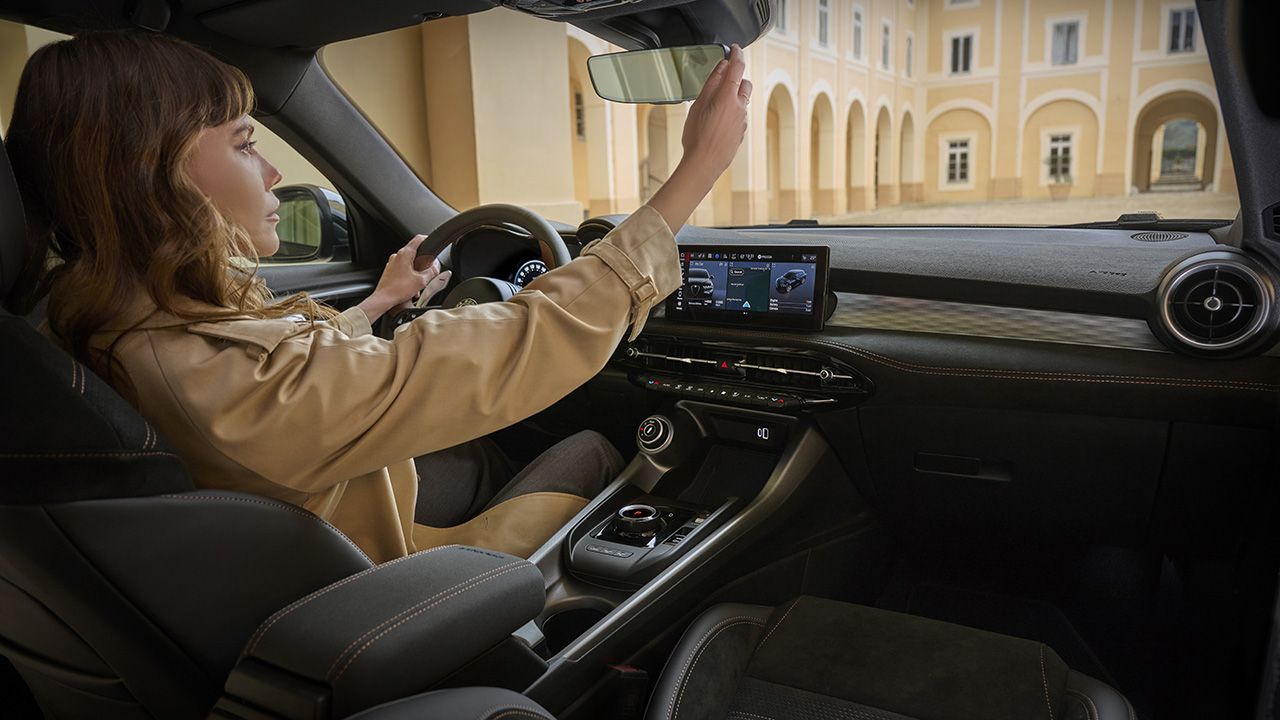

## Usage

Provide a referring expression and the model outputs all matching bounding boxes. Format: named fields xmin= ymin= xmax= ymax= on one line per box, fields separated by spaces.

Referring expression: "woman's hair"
xmin=3 ymin=30 xmax=336 ymax=394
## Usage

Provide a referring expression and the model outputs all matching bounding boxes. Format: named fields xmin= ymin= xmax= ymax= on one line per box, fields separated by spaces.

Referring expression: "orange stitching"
xmin=160 ymin=494 xmax=372 ymax=564
xmin=485 ymin=710 xmax=550 ymax=720
xmin=754 ymin=599 xmax=798 ymax=655
xmin=1040 ymin=645 xmax=1054 ymax=720
xmin=324 ymin=561 xmax=526 ymax=679
xmin=842 ymin=342 xmax=1280 ymax=390
xmin=669 ymin=617 xmax=766 ymax=720
xmin=329 ymin=564 xmax=528 ymax=683
xmin=246 ymin=545 xmax=460 ymax=655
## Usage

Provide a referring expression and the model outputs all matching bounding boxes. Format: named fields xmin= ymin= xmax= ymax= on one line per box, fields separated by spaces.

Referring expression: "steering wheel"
xmin=412 ymin=204 xmax=573 ymax=309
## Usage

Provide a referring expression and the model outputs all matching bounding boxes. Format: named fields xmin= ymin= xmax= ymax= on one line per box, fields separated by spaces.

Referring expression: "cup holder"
xmin=540 ymin=606 xmax=610 ymax=655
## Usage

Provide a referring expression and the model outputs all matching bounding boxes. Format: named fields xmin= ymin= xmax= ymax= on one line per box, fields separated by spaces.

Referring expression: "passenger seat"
xmin=645 ymin=596 xmax=1133 ymax=720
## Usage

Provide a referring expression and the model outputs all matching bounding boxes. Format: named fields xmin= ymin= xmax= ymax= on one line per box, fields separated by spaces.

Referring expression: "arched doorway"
xmin=1151 ymin=119 xmax=1205 ymax=188
xmin=874 ymin=106 xmax=893 ymax=207
xmin=846 ymin=100 xmax=867 ymax=211
xmin=1132 ymin=91 xmax=1218 ymax=193
xmin=1020 ymin=98 xmax=1100 ymax=199
xmin=766 ymin=85 xmax=797 ymax=222
xmin=809 ymin=93 xmax=835 ymax=216
xmin=899 ymin=112 xmax=917 ymax=203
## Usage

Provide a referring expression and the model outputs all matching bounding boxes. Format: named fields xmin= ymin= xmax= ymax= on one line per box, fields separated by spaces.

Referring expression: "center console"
xmin=504 ymin=243 xmax=865 ymax=711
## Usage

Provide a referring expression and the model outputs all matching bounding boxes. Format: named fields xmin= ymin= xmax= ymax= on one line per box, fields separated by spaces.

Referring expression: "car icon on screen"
xmin=686 ymin=267 xmax=715 ymax=298
xmin=775 ymin=268 xmax=808 ymax=293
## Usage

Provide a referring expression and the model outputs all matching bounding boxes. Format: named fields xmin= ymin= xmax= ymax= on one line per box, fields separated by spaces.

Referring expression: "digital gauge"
xmin=513 ymin=259 xmax=549 ymax=287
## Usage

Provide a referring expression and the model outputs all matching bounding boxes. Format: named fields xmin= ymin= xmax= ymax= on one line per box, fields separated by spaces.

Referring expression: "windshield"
xmin=323 ymin=2 xmax=1239 ymax=227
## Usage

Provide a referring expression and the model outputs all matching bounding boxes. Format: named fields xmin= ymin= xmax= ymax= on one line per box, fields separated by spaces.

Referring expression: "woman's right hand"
xmin=644 ymin=44 xmax=751 ymax=234
xmin=680 ymin=44 xmax=751 ymax=182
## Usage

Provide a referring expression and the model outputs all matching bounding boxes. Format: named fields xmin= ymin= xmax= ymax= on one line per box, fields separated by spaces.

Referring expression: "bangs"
xmin=180 ymin=44 xmax=256 ymax=128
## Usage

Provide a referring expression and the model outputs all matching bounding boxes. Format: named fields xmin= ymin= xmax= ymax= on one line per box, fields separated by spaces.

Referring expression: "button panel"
xmin=640 ymin=374 xmax=811 ymax=409
xmin=586 ymin=544 xmax=634 ymax=558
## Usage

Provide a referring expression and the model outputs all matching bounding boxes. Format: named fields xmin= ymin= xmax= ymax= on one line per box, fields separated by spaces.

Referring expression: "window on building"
xmin=905 ymin=35 xmax=913 ymax=77
xmin=947 ymin=139 xmax=970 ymax=184
xmin=573 ymin=90 xmax=586 ymax=141
xmin=950 ymin=34 xmax=973 ymax=74
xmin=1051 ymin=21 xmax=1079 ymax=65
xmin=817 ymin=0 xmax=830 ymax=47
xmin=777 ymin=0 xmax=788 ymax=33
xmin=853 ymin=7 xmax=863 ymax=59
xmin=1047 ymin=134 xmax=1072 ymax=182
xmin=881 ymin=21 xmax=891 ymax=70
xmin=1169 ymin=8 xmax=1196 ymax=53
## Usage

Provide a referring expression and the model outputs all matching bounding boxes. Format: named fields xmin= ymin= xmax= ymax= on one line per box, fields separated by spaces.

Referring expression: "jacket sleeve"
xmin=161 ymin=205 xmax=680 ymax=493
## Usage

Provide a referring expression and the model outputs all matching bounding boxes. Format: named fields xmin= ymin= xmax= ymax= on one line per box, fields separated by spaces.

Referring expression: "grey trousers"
xmin=413 ymin=429 xmax=624 ymax=527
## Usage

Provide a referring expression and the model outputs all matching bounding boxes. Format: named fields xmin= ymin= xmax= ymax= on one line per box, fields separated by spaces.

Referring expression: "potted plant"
xmin=1046 ymin=158 xmax=1072 ymax=201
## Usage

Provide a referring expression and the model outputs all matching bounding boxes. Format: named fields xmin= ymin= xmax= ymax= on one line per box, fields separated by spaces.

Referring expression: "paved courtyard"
xmin=822 ymin=191 xmax=1239 ymax=226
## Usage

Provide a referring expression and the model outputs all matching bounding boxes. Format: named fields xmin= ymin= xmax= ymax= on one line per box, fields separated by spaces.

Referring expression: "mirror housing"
xmin=266 ymin=184 xmax=350 ymax=263
xmin=587 ymin=44 xmax=728 ymax=104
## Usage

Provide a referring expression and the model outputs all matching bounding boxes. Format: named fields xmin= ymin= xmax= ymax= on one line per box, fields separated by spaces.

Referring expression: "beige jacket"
xmin=80 ymin=206 xmax=679 ymax=563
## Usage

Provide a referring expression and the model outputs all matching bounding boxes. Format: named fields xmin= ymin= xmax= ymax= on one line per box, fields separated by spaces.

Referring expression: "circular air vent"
xmin=1131 ymin=231 xmax=1187 ymax=243
xmin=1159 ymin=256 xmax=1273 ymax=352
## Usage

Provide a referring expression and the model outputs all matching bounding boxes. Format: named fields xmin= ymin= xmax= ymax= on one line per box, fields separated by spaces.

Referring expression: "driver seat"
xmin=0 ymin=126 xmax=554 ymax=718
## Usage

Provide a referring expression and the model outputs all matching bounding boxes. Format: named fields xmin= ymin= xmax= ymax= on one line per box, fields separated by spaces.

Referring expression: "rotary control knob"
xmin=614 ymin=504 xmax=664 ymax=538
xmin=636 ymin=415 xmax=673 ymax=453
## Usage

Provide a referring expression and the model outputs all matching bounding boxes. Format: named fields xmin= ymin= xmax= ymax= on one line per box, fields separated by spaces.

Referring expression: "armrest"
xmin=216 ymin=545 xmax=545 ymax=719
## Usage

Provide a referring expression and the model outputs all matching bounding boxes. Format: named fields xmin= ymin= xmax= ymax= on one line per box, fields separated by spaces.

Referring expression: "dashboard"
xmin=454 ymin=215 xmax=1280 ymax=361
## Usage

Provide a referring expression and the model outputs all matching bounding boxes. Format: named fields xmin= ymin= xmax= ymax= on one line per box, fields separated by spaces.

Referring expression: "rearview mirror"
xmin=587 ymin=44 xmax=728 ymax=104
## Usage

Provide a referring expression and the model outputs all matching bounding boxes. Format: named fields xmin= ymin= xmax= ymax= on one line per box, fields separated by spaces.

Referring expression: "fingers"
xmin=738 ymin=77 xmax=753 ymax=103
xmin=720 ymin=44 xmax=746 ymax=98
xmin=697 ymin=56 xmax=728 ymax=101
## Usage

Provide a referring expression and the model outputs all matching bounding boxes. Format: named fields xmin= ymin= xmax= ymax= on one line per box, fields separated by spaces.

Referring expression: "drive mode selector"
xmin=615 ymin=504 xmax=664 ymax=538
xmin=636 ymin=415 xmax=673 ymax=453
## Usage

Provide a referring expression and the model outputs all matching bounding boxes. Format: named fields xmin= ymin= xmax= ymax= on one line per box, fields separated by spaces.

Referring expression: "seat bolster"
xmin=1065 ymin=670 xmax=1136 ymax=720
xmin=346 ymin=687 xmax=554 ymax=720
xmin=643 ymin=603 xmax=773 ymax=720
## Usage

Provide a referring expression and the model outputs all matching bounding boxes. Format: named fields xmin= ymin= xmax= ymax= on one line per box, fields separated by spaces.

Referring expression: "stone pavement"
xmin=821 ymin=191 xmax=1239 ymax=226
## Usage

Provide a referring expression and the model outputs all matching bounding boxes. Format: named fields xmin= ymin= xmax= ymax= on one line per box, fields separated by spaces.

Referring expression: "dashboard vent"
xmin=1161 ymin=259 xmax=1270 ymax=351
xmin=618 ymin=336 xmax=868 ymax=395
xmin=1131 ymin=231 xmax=1187 ymax=243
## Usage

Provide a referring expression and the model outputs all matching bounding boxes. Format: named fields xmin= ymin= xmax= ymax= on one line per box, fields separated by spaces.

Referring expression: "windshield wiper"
xmin=1058 ymin=212 xmax=1231 ymax=231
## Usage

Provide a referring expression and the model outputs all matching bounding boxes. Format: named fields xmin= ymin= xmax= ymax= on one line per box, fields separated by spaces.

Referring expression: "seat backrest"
xmin=0 ymin=134 xmax=373 ymax=718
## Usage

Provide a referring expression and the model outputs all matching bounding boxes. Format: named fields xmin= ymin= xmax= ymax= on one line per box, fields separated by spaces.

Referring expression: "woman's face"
xmin=187 ymin=116 xmax=283 ymax=257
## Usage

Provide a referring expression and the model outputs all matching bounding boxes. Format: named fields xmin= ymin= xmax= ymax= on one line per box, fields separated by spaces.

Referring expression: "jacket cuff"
xmin=332 ymin=306 xmax=373 ymax=338
xmin=581 ymin=205 xmax=680 ymax=341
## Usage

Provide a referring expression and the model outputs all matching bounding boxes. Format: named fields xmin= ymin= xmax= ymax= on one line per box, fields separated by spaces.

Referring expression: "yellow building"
xmin=1 ymin=1 xmax=1234 ymax=227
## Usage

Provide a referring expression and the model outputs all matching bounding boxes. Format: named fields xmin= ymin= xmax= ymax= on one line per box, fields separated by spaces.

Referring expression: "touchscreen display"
xmin=667 ymin=245 xmax=829 ymax=331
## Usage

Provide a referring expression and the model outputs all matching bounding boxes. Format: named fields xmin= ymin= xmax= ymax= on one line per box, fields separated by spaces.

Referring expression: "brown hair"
xmin=3 ymin=30 xmax=335 ymax=394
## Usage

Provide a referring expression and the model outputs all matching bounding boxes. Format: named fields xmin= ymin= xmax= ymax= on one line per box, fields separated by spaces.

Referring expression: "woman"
xmin=2 ymin=31 xmax=750 ymax=562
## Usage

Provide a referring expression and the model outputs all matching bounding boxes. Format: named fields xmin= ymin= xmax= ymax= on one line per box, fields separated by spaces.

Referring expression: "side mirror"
xmin=587 ymin=44 xmax=729 ymax=104
xmin=265 ymin=184 xmax=350 ymax=263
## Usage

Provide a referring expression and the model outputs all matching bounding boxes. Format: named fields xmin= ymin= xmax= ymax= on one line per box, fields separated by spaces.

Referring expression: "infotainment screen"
xmin=666 ymin=245 xmax=830 ymax=331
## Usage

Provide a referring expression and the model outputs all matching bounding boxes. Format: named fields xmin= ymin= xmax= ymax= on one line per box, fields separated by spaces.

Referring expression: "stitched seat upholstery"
xmin=645 ymin=597 xmax=1135 ymax=720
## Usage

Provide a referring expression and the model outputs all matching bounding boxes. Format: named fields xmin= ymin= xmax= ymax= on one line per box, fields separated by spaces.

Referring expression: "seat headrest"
xmin=0 ymin=139 xmax=27 ymax=302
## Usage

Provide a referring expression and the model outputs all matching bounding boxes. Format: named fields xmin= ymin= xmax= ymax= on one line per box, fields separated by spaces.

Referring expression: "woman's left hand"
xmin=358 ymin=235 xmax=452 ymax=323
